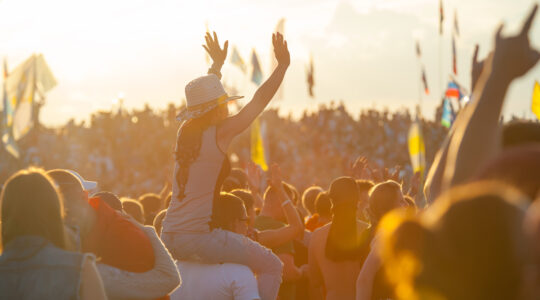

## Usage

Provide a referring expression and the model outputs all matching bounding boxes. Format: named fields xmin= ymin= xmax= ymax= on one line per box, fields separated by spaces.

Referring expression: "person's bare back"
xmin=308 ymin=221 xmax=370 ymax=300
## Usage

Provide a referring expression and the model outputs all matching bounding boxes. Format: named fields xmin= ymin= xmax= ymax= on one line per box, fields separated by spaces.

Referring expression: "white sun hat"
xmin=66 ymin=169 xmax=98 ymax=192
xmin=176 ymin=74 xmax=243 ymax=122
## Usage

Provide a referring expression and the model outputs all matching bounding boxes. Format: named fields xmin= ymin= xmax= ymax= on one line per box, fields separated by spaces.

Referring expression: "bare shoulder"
xmin=310 ymin=223 xmax=331 ymax=246
xmin=312 ymin=223 xmax=331 ymax=238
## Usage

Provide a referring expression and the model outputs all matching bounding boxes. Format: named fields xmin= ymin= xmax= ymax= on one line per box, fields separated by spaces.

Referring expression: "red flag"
xmin=307 ymin=55 xmax=314 ymax=97
xmin=422 ymin=67 xmax=429 ymax=95
xmin=439 ymin=0 xmax=444 ymax=35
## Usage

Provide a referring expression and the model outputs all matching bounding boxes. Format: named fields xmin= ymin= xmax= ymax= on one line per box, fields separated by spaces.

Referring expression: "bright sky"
xmin=0 ymin=0 xmax=539 ymax=126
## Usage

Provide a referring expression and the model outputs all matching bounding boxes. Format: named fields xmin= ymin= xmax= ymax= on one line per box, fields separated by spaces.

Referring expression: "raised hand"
xmin=492 ymin=4 xmax=540 ymax=82
xmin=203 ymin=31 xmax=228 ymax=66
xmin=272 ymin=32 xmax=290 ymax=67
xmin=408 ymin=171 xmax=421 ymax=197
xmin=269 ymin=163 xmax=283 ymax=188
xmin=246 ymin=162 xmax=262 ymax=193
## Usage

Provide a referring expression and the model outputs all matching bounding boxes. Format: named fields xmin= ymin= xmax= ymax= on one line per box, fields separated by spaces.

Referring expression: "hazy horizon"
xmin=1 ymin=0 xmax=539 ymax=127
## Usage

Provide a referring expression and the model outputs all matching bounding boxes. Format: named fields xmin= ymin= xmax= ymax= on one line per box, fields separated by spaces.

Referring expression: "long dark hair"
xmin=174 ymin=105 xmax=227 ymax=201
xmin=1 ymin=168 xmax=66 ymax=250
xmin=325 ymin=176 xmax=365 ymax=261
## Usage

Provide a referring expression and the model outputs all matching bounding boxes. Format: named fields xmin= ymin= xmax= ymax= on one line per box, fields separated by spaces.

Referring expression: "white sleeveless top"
xmin=162 ymin=126 xmax=227 ymax=233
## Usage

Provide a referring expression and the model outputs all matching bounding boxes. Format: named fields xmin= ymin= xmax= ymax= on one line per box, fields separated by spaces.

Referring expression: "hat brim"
xmin=176 ymin=95 xmax=244 ymax=122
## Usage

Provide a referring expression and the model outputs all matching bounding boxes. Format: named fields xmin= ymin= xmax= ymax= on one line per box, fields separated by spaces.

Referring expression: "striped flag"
xmin=445 ymin=81 xmax=461 ymax=99
xmin=230 ymin=46 xmax=247 ymax=73
xmin=408 ymin=119 xmax=426 ymax=175
xmin=532 ymin=81 xmax=540 ymax=120
xmin=251 ymin=117 xmax=268 ymax=171
xmin=251 ymin=49 xmax=263 ymax=86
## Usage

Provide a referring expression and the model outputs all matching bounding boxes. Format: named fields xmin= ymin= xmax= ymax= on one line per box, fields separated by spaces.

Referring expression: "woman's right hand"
xmin=273 ymin=32 xmax=290 ymax=67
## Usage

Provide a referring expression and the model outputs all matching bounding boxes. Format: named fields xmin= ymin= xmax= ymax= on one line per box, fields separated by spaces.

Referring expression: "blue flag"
xmin=251 ymin=50 xmax=263 ymax=86
xmin=441 ymin=98 xmax=455 ymax=128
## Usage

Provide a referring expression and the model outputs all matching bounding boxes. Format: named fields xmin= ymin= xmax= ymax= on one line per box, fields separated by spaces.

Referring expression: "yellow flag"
xmin=408 ymin=120 xmax=426 ymax=174
xmin=532 ymin=81 xmax=540 ymax=120
xmin=251 ymin=118 xmax=268 ymax=171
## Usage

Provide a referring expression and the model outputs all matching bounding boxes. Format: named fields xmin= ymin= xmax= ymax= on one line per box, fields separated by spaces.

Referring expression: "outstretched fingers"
xmin=521 ymin=4 xmax=538 ymax=37
xmin=213 ymin=31 xmax=219 ymax=45
xmin=473 ymin=44 xmax=480 ymax=64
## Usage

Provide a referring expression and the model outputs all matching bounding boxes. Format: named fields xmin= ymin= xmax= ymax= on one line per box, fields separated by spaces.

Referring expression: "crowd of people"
xmin=2 ymin=4 xmax=540 ymax=300
xmin=0 ymin=91 xmax=449 ymax=197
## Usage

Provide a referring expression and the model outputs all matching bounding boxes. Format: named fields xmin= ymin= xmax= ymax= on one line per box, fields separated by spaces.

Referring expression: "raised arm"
xmin=444 ymin=4 xmax=540 ymax=188
xmin=218 ymin=33 xmax=290 ymax=145
xmin=257 ymin=164 xmax=304 ymax=249
xmin=424 ymin=44 xmax=488 ymax=202
xmin=203 ymin=31 xmax=228 ymax=79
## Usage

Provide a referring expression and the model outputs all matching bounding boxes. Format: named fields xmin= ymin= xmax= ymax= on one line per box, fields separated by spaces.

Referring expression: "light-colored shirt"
xmin=163 ymin=126 xmax=226 ymax=233
xmin=170 ymin=261 xmax=260 ymax=300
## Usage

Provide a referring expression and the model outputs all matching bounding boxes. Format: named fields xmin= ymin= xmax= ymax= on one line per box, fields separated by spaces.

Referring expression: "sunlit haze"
xmin=0 ymin=0 xmax=539 ymax=126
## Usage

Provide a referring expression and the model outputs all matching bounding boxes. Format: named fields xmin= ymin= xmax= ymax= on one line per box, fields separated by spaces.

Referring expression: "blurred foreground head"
xmin=381 ymin=182 xmax=534 ymax=300
xmin=1 ymin=168 xmax=66 ymax=250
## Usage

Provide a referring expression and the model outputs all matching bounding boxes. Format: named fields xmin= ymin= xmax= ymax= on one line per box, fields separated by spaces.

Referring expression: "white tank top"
xmin=162 ymin=126 xmax=227 ymax=233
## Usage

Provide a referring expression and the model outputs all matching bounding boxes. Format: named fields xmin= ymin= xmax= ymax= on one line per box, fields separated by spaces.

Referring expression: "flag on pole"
xmin=230 ymin=46 xmax=247 ymax=73
xmin=415 ymin=41 xmax=429 ymax=95
xmin=4 ymin=54 xmax=57 ymax=141
xmin=251 ymin=117 xmax=268 ymax=171
xmin=307 ymin=54 xmax=314 ymax=97
xmin=441 ymin=98 xmax=455 ymax=128
xmin=251 ymin=50 xmax=263 ymax=86
xmin=408 ymin=119 xmax=426 ymax=175
xmin=452 ymin=35 xmax=457 ymax=75
xmin=453 ymin=10 xmax=459 ymax=37
xmin=439 ymin=0 xmax=444 ymax=35
xmin=445 ymin=81 xmax=460 ymax=99
xmin=421 ymin=66 xmax=429 ymax=95
xmin=532 ymin=81 xmax=540 ymax=120
xmin=1 ymin=58 xmax=19 ymax=158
